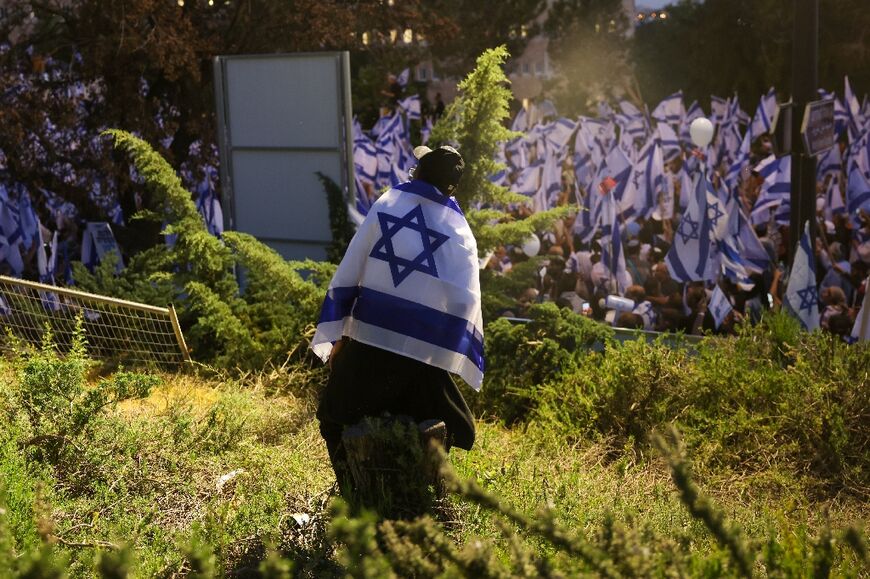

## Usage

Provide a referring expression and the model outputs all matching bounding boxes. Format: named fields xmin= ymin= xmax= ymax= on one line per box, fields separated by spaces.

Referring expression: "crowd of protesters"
xmin=354 ymin=82 xmax=870 ymax=342
xmin=480 ymin=104 xmax=869 ymax=342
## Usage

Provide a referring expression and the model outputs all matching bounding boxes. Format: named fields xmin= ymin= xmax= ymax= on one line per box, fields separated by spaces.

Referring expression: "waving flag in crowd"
xmin=665 ymin=172 xmax=713 ymax=282
xmin=784 ymin=222 xmax=821 ymax=331
xmin=3 ymin=44 xmax=869 ymax=345
xmin=708 ymin=285 xmax=733 ymax=329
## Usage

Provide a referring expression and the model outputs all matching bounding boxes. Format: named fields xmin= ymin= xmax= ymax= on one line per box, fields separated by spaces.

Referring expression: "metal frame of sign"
xmin=213 ymin=52 xmax=354 ymax=261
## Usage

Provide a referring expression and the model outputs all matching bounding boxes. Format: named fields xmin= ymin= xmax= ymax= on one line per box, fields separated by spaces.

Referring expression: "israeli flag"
xmin=665 ymin=171 xmax=714 ymax=282
xmin=824 ymin=173 xmax=846 ymax=221
xmin=17 ymin=186 xmax=40 ymax=251
xmin=601 ymin=215 xmax=631 ymax=294
xmin=656 ymin=122 xmax=681 ymax=160
xmin=196 ymin=184 xmax=224 ymax=237
xmin=511 ymin=107 xmax=529 ymax=132
xmin=633 ymin=300 xmax=657 ymax=330
xmin=844 ymin=76 xmax=864 ymax=140
xmin=396 ymin=68 xmax=410 ymax=88
xmin=635 ymin=139 xmax=665 ymax=218
xmin=618 ymin=99 xmax=643 ymax=119
xmin=751 ymin=154 xmax=791 ymax=226
xmin=651 ymin=91 xmax=685 ymax=126
xmin=512 ymin=158 xmax=544 ymax=197
xmin=81 ymin=222 xmax=125 ymax=273
xmin=535 ymin=153 xmax=562 ymax=213
xmin=784 ymin=221 xmax=820 ymax=331
xmin=0 ymin=233 xmax=23 ymax=276
xmin=816 ymin=144 xmax=842 ymax=183
xmin=353 ymin=133 xmax=378 ymax=183
xmin=370 ymin=114 xmax=393 ymax=140
xmin=543 ymin=118 xmax=577 ymax=157
xmin=708 ymin=285 xmax=733 ymax=329
xmin=604 ymin=146 xmax=635 ymax=221
xmin=818 ymin=88 xmax=850 ymax=137
xmin=724 ymin=131 xmax=751 ymax=192
xmin=312 ymin=180 xmax=484 ymax=388
xmin=573 ymin=187 xmax=596 ymax=242
xmin=846 ymin=159 xmax=870 ymax=218
xmin=707 ymin=184 xmax=753 ymax=289
xmin=737 ymin=205 xmax=770 ymax=274
xmin=749 ymin=87 xmax=778 ymax=139
xmin=573 ymin=126 xmax=596 ymax=192
xmin=421 ymin=117 xmax=433 ymax=144
xmin=710 ymin=96 xmax=729 ymax=125
xmin=398 ymin=95 xmax=421 ymax=121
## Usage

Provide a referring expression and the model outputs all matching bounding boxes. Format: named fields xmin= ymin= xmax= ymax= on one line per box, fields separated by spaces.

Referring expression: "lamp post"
xmin=789 ymin=0 xmax=819 ymax=263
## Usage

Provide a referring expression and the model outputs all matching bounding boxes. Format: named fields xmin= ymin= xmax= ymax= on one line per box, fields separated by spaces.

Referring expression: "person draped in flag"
xmin=311 ymin=145 xmax=481 ymax=493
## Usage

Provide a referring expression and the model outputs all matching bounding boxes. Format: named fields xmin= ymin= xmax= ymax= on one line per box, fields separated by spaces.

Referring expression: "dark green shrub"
xmin=477 ymin=302 xmax=614 ymax=423
xmin=479 ymin=257 xmax=546 ymax=321
xmin=527 ymin=311 xmax=869 ymax=490
xmin=70 ymin=131 xmax=333 ymax=373
xmin=14 ymin=321 xmax=159 ymax=462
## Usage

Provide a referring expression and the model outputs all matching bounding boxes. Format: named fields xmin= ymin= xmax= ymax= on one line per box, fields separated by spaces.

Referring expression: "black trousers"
xmin=317 ymin=340 xmax=476 ymax=484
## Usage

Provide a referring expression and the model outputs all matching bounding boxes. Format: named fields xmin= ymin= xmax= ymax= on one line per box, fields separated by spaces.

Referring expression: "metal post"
xmin=789 ymin=0 xmax=819 ymax=263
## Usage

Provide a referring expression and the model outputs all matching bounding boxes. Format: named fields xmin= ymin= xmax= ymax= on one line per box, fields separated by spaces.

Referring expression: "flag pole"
xmin=610 ymin=189 xmax=617 ymax=295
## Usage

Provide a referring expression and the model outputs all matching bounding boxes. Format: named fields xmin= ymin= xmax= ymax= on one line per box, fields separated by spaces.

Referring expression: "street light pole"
xmin=789 ymin=0 xmax=819 ymax=263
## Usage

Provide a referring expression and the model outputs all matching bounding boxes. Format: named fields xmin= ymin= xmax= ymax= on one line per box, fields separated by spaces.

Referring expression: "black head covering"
xmin=414 ymin=145 xmax=464 ymax=196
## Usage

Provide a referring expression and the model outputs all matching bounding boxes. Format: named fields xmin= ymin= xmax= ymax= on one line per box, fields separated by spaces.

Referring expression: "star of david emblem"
xmin=707 ymin=201 xmax=725 ymax=229
xmin=676 ymin=214 xmax=700 ymax=244
xmin=370 ymin=204 xmax=450 ymax=287
xmin=796 ymin=285 xmax=819 ymax=312
xmin=632 ymin=171 xmax=643 ymax=189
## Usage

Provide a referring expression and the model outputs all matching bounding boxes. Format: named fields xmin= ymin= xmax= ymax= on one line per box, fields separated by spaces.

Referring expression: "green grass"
xmin=0 ymin=356 xmax=866 ymax=577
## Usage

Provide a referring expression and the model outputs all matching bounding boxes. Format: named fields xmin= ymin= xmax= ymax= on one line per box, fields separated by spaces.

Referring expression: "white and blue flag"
xmin=749 ymin=87 xmax=778 ymax=139
xmin=844 ymin=76 xmax=864 ymax=140
xmin=601 ymin=214 xmax=631 ymax=294
xmin=751 ymin=154 xmax=791 ymax=226
xmin=398 ymin=95 xmax=421 ymax=121
xmin=396 ymin=68 xmax=410 ymax=88
xmin=656 ymin=122 xmax=681 ymax=160
xmin=665 ymin=171 xmax=714 ymax=282
xmin=708 ymin=285 xmax=733 ymax=329
xmin=784 ymin=221 xmax=820 ymax=331
xmin=81 ymin=222 xmax=125 ymax=273
xmin=846 ymin=160 xmax=870 ymax=218
xmin=311 ymin=180 xmax=484 ymax=389
xmin=651 ymin=91 xmax=684 ymax=127
xmin=824 ymin=173 xmax=846 ymax=221
xmin=737 ymin=205 xmax=770 ymax=275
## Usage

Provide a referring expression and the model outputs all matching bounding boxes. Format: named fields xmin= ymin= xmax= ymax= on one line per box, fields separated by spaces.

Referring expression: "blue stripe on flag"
xmin=351 ymin=286 xmax=485 ymax=372
xmin=318 ymin=286 xmax=360 ymax=324
xmin=667 ymin=249 xmax=693 ymax=281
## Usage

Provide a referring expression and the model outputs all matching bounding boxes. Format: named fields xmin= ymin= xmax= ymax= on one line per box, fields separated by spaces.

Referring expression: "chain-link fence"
xmin=0 ymin=275 xmax=189 ymax=366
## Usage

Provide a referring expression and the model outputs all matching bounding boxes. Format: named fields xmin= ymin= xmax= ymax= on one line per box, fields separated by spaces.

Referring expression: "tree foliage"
xmin=0 ymin=0 xmax=490 ymax=257
xmin=631 ymin=0 xmax=870 ymax=109
xmin=425 ymin=0 xmax=545 ymax=77
xmin=429 ymin=46 xmax=572 ymax=252
xmin=543 ymin=0 xmax=639 ymax=115
xmin=69 ymin=131 xmax=332 ymax=371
